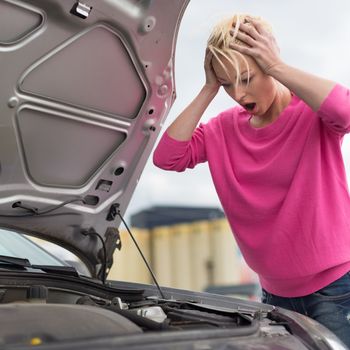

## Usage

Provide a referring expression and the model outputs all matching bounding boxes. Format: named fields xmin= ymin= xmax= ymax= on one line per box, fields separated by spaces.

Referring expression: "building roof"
xmin=130 ymin=205 xmax=225 ymax=229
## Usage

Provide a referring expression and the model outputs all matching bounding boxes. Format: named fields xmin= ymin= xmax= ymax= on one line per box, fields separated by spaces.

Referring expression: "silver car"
xmin=0 ymin=1 xmax=347 ymax=349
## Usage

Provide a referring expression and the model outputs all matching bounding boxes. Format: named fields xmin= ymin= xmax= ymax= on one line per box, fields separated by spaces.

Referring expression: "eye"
xmin=221 ymin=82 xmax=232 ymax=88
xmin=241 ymin=76 xmax=253 ymax=85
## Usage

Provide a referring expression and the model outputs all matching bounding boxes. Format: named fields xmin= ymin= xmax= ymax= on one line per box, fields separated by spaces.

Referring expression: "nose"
xmin=232 ymin=85 xmax=247 ymax=102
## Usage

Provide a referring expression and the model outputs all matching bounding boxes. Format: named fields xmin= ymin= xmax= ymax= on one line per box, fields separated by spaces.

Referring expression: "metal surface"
xmin=0 ymin=0 xmax=190 ymax=277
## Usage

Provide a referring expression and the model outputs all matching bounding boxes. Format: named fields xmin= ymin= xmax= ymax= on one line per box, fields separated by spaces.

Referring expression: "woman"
xmin=153 ymin=14 xmax=350 ymax=346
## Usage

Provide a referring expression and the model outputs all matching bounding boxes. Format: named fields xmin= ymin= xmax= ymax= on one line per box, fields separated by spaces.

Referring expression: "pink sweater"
xmin=153 ymin=84 xmax=350 ymax=297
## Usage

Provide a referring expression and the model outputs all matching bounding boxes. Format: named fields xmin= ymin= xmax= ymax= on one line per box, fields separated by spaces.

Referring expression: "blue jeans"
xmin=261 ymin=271 xmax=350 ymax=348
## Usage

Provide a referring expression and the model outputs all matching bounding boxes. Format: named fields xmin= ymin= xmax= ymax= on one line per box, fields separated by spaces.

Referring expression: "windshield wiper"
xmin=0 ymin=255 xmax=31 ymax=267
xmin=0 ymin=255 xmax=79 ymax=277
xmin=31 ymin=265 xmax=79 ymax=277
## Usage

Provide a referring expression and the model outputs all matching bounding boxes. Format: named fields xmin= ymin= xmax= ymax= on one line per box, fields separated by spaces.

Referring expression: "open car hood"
xmin=0 ymin=0 xmax=189 ymax=278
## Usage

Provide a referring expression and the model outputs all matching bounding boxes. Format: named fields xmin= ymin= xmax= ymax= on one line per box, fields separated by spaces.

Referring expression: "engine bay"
xmin=0 ymin=272 xmax=265 ymax=347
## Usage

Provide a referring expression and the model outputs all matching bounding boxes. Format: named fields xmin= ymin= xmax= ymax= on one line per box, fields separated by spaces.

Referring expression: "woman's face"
xmin=212 ymin=53 xmax=277 ymax=117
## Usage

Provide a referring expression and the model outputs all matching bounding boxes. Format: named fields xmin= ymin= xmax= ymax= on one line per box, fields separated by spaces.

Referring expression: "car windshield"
xmin=0 ymin=229 xmax=66 ymax=266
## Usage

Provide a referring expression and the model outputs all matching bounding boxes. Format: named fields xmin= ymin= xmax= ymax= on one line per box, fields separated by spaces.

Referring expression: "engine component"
xmin=0 ymin=304 xmax=142 ymax=346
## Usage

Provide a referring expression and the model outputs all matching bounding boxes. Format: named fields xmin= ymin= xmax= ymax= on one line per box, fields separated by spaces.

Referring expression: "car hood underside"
xmin=0 ymin=0 xmax=189 ymax=277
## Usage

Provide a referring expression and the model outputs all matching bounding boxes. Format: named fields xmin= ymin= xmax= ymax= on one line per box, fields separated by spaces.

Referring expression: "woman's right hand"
xmin=204 ymin=48 xmax=220 ymax=93
xmin=165 ymin=48 xmax=220 ymax=141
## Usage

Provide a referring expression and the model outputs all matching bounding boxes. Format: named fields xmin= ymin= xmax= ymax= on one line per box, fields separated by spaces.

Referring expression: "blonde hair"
xmin=207 ymin=14 xmax=272 ymax=87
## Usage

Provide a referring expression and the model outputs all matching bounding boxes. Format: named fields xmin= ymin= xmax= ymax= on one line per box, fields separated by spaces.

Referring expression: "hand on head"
xmin=229 ymin=17 xmax=283 ymax=75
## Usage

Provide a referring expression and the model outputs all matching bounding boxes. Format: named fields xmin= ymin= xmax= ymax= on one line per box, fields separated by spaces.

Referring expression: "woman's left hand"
xmin=229 ymin=17 xmax=283 ymax=75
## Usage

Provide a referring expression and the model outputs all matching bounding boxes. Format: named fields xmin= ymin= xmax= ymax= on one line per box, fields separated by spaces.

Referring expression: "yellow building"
xmin=108 ymin=206 xmax=257 ymax=295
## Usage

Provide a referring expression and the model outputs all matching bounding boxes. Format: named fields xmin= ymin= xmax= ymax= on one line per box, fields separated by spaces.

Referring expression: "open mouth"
xmin=244 ymin=103 xmax=256 ymax=112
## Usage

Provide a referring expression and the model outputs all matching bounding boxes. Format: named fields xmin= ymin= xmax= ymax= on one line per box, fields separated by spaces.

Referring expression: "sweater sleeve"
xmin=153 ymin=123 xmax=207 ymax=172
xmin=317 ymin=84 xmax=350 ymax=135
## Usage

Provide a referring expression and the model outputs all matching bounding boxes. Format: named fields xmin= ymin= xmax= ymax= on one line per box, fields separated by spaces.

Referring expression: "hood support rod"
xmin=116 ymin=207 xmax=166 ymax=300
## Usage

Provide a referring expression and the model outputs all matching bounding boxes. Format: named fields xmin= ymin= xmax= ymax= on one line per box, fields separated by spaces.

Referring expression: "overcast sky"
xmin=125 ymin=0 xmax=350 ymax=220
